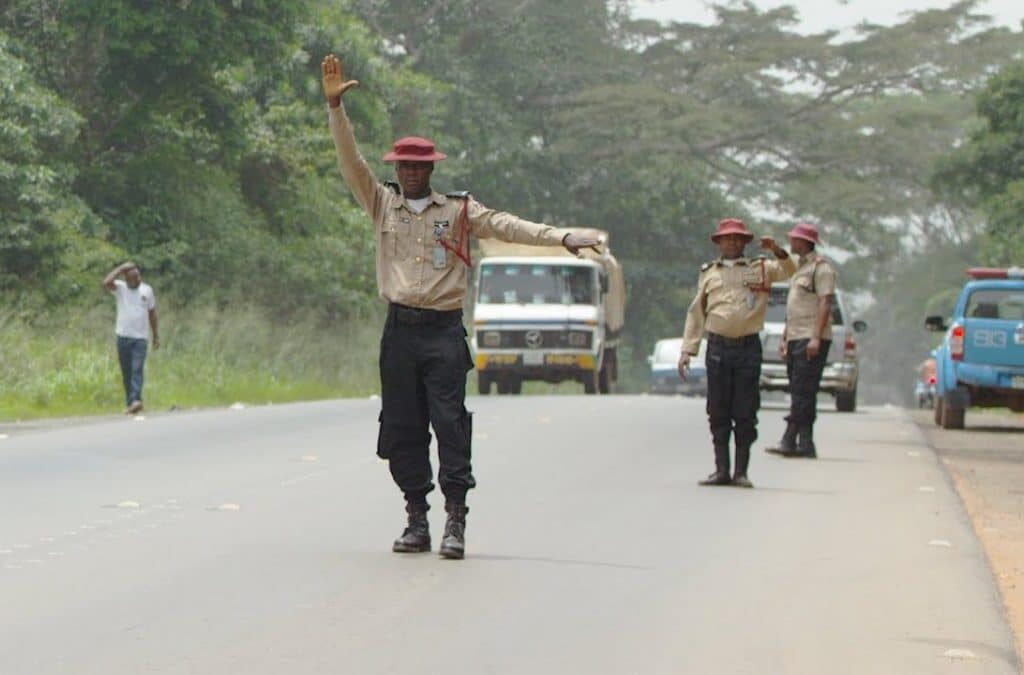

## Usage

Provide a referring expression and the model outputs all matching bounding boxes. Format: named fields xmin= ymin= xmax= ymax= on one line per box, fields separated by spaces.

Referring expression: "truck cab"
xmin=472 ymin=256 xmax=611 ymax=394
xmin=925 ymin=267 xmax=1024 ymax=429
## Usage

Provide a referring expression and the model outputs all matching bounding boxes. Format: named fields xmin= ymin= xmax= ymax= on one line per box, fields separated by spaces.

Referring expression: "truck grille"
xmin=477 ymin=329 xmax=592 ymax=350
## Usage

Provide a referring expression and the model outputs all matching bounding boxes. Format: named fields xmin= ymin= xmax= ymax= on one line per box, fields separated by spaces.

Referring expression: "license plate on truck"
xmin=1013 ymin=375 xmax=1024 ymax=390
xmin=523 ymin=352 xmax=544 ymax=366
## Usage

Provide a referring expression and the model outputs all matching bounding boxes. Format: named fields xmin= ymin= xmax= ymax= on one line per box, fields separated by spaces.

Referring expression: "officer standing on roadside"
xmin=321 ymin=54 xmax=599 ymax=559
xmin=766 ymin=223 xmax=836 ymax=459
xmin=679 ymin=219 xmax=796 ymax=488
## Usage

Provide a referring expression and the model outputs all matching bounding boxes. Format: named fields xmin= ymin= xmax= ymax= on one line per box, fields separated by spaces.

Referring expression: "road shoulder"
xmin=911 ymin=408 xmax=1024 ymax=668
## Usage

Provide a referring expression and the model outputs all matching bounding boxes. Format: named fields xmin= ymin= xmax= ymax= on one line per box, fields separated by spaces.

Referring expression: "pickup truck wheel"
xmin=477 ymin=373 xmax=492 ymax=395
xmin=835 ymin=388 xmax=857 ymax=412
xmin=583 ymin=371 xmax=598 ymax=395
xmin=940 ymin=397 xmax=965 ymax=429
xmin=507 ymin=378 xmax=522 ymax=395
xmin=933 ymin=397 xmax=943 ymax=425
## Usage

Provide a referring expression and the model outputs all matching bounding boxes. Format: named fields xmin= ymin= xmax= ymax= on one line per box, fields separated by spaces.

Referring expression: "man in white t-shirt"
xmin=102 ymin=262 xmax=160 ymax=414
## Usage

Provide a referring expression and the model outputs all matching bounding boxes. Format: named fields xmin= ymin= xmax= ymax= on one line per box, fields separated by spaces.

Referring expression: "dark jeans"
xmin=116 ymin=336 xmax=148 ymax=406
xmin=705 ymin=333 xmax=762 ymax=472
xmin=377 ymin=304 xmax=476 ymax=506
xmin=785 ymin=338 xmax=831 ymax=426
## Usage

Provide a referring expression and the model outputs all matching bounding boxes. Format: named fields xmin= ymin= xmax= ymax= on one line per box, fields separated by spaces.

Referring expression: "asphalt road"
xmin=0 ymin=397 xmax=1017 ymax=674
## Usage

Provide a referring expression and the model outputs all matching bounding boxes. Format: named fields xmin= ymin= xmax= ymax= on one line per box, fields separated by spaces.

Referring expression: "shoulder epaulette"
xmin=383 ymin=180 xmax=400 ymax=195
xmin=700 ymin=261 xmax=715 ymax=272
xmin=446 ymin=190 xmax=471 ymax=199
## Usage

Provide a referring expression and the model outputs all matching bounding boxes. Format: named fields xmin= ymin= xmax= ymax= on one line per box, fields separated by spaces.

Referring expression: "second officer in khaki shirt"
xmin=321 ymin=54 xmax=598 ymax=559
xmin=766 ymin=223 xmax=836 ymax=459
xmin=679 ymin=219 xmax=796 ymax=487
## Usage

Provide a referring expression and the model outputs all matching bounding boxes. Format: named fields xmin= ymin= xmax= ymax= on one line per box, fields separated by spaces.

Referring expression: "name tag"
xmin=432 ymin=246 xmax=447 ymax=269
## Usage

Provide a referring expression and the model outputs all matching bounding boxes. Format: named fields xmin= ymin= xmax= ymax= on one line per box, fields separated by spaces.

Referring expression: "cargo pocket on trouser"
xmin=376 ymin=411 xmax=390 ymax=460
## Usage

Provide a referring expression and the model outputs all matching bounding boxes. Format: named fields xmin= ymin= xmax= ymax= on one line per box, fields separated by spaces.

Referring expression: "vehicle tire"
xmin=507 ymin=378 xmax=522 ymax=395
xmin=934 ymin=397 xmax=943 ymax=425
xmin=583 ymin=371 xmax=598 ymax=395
xmin=940 ymin=398 xmax=965 ymax=430
xmin=496 ymin=378 xmax=510 ymax=395
xmin=835 ymin=387 xmax=857 ymax=412
xmin=477 ymin=373 xmax=492 ymax=395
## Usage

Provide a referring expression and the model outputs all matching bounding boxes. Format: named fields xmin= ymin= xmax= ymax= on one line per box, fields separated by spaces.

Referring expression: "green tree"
xmin=934 ymin=61 xmax=1024 ymax=265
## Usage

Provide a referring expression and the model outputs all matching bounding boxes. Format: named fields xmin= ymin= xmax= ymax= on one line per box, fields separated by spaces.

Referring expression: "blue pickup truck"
xmin=925 ymin=267 xmax=1024 ymax=429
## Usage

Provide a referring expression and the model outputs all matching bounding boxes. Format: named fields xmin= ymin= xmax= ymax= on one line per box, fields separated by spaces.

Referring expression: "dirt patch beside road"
xmin=912 ymin=409 xmax=1024 ymax=668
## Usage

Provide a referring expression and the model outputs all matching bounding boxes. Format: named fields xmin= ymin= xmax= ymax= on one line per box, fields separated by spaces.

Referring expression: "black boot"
xmin=765 ymin=421 xmax=797 ymax=456
xmin=732 ymin=445 xmax=753 ymax=488
xmin=392 ymin=502 xmax=431 ymax=553
xmin=439 ymin=503 xmax=468 ymax=559
xmin=699 ymin=445 xmax=732 ymax=486
xmin=794 ymin=425 xmax=817 ymax=458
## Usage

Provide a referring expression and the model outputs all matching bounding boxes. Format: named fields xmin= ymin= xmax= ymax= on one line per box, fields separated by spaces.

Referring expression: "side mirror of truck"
xmin=599 ymin=273 xmax=609 ymax=294
xmin=924 ymin=316 xmax=948 ymax=332
xmin=852 ymin=320 xmax=867 ymax=333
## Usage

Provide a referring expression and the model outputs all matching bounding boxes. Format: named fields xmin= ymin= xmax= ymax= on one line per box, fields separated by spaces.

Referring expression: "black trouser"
xmin=705 ymin=333 xmax=762 ymax=473
xmin=785 ymin=338 xmax=831 ymax=426
xmin=377 ymin=303 xmax=476 ymax=506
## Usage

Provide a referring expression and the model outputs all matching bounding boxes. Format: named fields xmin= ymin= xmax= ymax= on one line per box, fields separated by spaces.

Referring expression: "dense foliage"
xmin=1 ymin=0 xmax=1022 ymax=398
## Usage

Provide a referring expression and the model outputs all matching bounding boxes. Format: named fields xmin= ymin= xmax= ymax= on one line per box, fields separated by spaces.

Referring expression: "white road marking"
xmin=918 ymin=486 xmax=936 ymax=493
xmin=907 ymin=451 xmax=921 ymax=458
xmin=943 ymin=648 xmax=978 ymax=660
xmin=300 ymin=454 xmax=319 ymax=463
xmin=929 ymin=539 xmax=953 ymax=548
xmin=118 ymin=500 xmax=141 ymax=509
xmin=216 ymin=503 xmax=241 ymax=512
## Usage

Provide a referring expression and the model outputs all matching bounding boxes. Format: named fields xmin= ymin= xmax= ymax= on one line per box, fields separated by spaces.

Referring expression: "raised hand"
xmin=321 ymin=53 xmax=359 ymax=104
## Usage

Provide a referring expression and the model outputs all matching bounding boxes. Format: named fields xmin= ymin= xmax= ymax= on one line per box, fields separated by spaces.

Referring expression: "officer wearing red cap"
xmin=321 ymin=54 xmax=599 ymax=559
xmin=680 ymin=219 xmax=796 ymax=487
xmin=766 ymin=223 xmax=836 ymax=459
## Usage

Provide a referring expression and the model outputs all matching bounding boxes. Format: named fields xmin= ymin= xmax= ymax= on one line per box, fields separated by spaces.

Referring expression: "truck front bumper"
xmin=759 ymin=360 xmax=858 ymax=393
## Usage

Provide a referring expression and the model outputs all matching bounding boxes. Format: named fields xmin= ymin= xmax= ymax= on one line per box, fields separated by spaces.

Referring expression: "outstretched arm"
xmin=321 ymin=53 xmax=385 ymax=221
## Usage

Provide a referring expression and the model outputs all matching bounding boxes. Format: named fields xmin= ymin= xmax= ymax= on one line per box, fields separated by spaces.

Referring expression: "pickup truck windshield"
xmin=479 ymin=264 xmax=595 ymax=305
xmin=766 ymin=286 xmax=844 ymax=324
xmin=966 ymin=289 xmax=1024 ymax=320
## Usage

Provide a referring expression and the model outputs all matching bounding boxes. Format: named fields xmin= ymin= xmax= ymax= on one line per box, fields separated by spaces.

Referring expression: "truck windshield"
xmin=766 ymin=286 xmax=844 ymax=324
xmin=966 ymin=290 xmax=1024 ymax=320
xmin=478 ymin=264 xmax=595 ymax=305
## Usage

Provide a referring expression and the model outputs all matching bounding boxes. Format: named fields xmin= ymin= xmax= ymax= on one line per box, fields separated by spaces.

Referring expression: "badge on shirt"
xmin=432 ymin=246 xmax=448 ymax=269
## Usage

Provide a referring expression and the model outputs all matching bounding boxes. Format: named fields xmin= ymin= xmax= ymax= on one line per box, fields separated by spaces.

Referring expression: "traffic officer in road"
xmin=679 ymin=219 xmax=796 ymax=488
xmin=766 ymin=223 xmax=836 ymax=458
xmin=321 ymin=54 xmax=599 ymax=559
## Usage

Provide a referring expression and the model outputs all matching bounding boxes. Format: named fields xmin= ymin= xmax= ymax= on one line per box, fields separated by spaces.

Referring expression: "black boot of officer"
xmin=765 ymin=421 xmax=798 ymax=456
xmin=393 ymin=501 xmax=431 ymax=553
xmin=440 ymin=503 xmax=469 ymax=559
xmin=794 ymin=424 xmax=817 ymax=458
xmin=732 ymin=445 xmax=754 ymax=488
xmin=699 ymin=444 xmax=733 ymax=486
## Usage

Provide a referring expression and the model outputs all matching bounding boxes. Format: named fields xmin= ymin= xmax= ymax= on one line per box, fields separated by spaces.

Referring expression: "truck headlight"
xmin=482 ymin=331 xmax=502 ymax=348
xmin=568 ymin=331 xmax=589 ymax=347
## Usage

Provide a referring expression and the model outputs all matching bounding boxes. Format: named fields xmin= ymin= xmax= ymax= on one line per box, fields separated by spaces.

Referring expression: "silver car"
xmin=648 ymin=337 xmax=708 ymax=396
xmin=759 ymin=283 xmax=866 ymax=412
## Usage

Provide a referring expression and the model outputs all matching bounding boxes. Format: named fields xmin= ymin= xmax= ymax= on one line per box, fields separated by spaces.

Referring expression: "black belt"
xmin=707 ymin=332 xmax=760 ymax=346
xmin=388 ymin=303 xmax=463 ymax=327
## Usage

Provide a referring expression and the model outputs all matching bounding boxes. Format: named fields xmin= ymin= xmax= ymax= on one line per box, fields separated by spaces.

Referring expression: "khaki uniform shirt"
xmin=328 ymin=104 xmax=570 ymax=311
xmin=682 ymin=255 xmax=797 ymax=355
xmin=785 ymin=254 xmax=836 ymax=341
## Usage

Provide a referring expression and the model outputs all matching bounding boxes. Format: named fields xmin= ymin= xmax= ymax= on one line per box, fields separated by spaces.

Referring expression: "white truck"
xmin=470 ymin=229 xmax=626 ymax=395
